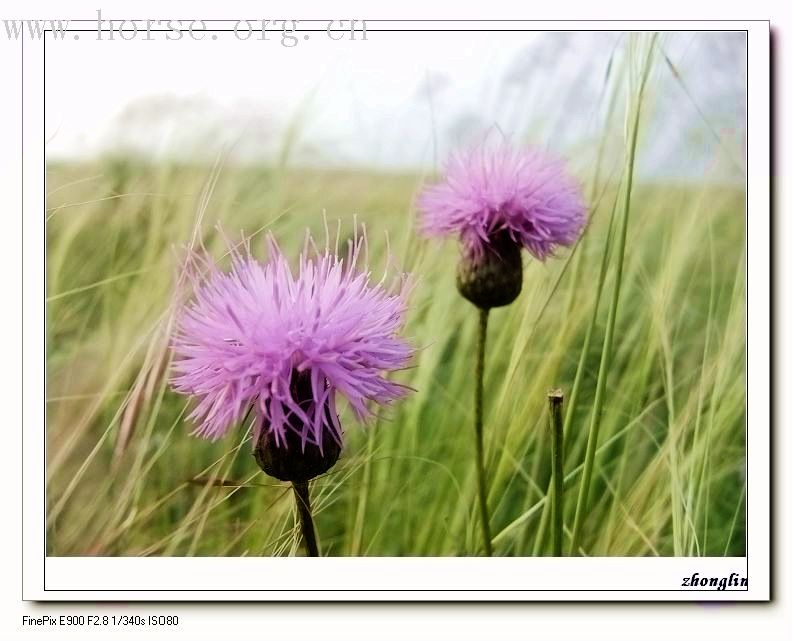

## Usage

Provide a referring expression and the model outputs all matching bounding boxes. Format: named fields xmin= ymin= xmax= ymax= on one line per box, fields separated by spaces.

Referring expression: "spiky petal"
xmin=170 ymin=235 xmax=414 ymax=451
xmin=418 ymin=143 xmax=587 ymax=264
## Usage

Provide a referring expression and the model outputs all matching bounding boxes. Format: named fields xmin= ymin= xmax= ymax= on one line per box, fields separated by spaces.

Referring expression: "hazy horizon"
xmin=45 ymin=30 xmax=746 ymax=182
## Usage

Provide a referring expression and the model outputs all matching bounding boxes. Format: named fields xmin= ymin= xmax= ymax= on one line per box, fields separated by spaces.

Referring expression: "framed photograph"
xmin=16 ymin=15 xmax=769 ymax=603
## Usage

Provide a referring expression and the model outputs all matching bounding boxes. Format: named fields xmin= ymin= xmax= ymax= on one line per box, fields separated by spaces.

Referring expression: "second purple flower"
xmin=418 ymin=142 xmax=587 ymax=308
xmin=417 ymin=141 xmax=587 ymax=556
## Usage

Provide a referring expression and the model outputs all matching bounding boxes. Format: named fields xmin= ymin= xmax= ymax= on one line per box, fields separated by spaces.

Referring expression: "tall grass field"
xmin=45 ymin=36 xmax=745 ymax=557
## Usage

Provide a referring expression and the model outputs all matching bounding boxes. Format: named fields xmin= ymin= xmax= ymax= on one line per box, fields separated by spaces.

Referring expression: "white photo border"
xmin=23 ymin=19 xmax=770 ymax=601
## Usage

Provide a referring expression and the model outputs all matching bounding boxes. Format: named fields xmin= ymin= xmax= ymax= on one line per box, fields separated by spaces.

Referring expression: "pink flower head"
xmin=417 ymin=143 xmax=587 ymax=263
xmin=170 ymin=234 xmax=414 ymax=452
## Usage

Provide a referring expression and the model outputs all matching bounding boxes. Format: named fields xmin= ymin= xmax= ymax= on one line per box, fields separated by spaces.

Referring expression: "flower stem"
xmin=548 ymin=390 xmax=565 ymax=557
xmin=474 ymin=307 xmax=494 ymax=556
xmin=292 ymin=481 xmax=319 ymax=557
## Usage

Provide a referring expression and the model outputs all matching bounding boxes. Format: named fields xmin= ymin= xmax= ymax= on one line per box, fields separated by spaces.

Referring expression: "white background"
xmin=1 ymin=1 xmax=789 ymax=640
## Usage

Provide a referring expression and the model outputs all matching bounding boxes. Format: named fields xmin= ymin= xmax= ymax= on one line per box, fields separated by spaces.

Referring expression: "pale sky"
xmin=45 ymin=30 xmax=746 ymax=180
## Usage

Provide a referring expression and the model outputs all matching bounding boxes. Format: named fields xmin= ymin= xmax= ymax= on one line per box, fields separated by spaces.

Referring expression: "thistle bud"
xmin=456 ymin=231 xmax=523 ymax=309
xmin=253 ymin=425 xmax=341 ymax=483
xmin=252 ymin=370 xmax=342 ymax=483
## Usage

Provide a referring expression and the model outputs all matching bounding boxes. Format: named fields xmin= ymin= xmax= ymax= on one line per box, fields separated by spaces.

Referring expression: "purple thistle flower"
xmin=418 ymin=143 xmax=587 ymax=264
xmin=170 ymin=234 xmax=414 ymax=458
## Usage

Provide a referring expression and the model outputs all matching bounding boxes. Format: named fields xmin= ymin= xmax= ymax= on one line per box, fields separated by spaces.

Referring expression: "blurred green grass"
xmin=45 ymin=157 xmax=745 ymax=556
xmin=45 ymin=37 xmax=746 ymax=557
